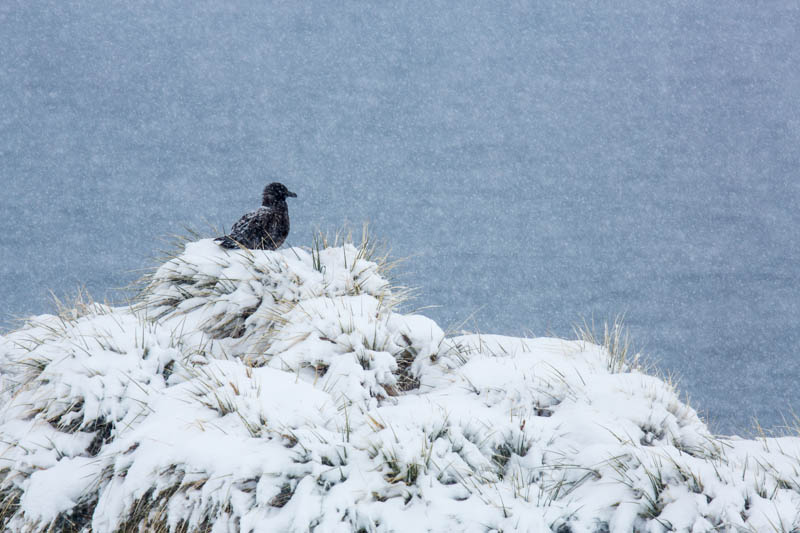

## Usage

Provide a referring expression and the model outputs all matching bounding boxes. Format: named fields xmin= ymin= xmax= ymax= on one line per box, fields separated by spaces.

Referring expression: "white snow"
xmin=1 ymin=239 xmax=799 ymax=532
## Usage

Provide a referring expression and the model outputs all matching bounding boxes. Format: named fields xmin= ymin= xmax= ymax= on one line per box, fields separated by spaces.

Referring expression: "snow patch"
xmin=1 ymin=239 xmax=799 ymax=532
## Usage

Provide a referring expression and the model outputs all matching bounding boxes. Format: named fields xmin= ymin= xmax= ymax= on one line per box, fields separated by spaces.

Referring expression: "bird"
xmin=215 ymin=182 xmax=297 ymax=250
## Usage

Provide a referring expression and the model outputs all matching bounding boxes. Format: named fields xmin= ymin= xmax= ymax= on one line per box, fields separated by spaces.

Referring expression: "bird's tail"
xmin=214 ymin=236 xmax=240 ymax=249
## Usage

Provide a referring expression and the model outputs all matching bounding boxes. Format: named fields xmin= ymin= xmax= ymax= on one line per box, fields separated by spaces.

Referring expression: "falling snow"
xmin=1 ymin=2 xmax=799 ymax=437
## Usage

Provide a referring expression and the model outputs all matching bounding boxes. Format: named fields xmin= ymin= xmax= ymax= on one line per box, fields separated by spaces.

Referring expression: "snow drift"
xmin=1 ymin=236 xmax=799 ymax=532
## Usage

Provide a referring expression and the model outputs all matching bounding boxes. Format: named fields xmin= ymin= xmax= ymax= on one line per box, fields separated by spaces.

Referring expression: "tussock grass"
xmin=309 ymin=223 xmax=413 ymax=306
xmin=573 ymin=314 xmax=641 ymax=374
xmin=49 ymin=286 xmax=105 ymax=322
xmin=2 ymin=230 xmax=800 ymax=532
xmin=134 ymin=225 xmax=411 ymax=346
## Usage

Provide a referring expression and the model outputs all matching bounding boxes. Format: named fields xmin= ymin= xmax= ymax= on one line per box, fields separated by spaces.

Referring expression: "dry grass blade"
xmin=573 ymin=314 xmax=642 ymax=373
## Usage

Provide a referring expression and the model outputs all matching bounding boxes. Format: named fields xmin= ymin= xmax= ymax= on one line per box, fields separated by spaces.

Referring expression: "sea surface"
xmin=2 ymin=0 xmax=799 ymax=435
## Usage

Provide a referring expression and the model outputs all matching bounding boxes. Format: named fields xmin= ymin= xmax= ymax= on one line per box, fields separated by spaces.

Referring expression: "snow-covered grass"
xmin=1 ymin=233 xmax=799 ymax=532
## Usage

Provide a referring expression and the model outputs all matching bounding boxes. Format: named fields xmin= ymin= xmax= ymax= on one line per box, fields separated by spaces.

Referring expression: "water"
xmin=2 ymin=0 xmax=799 ymax=435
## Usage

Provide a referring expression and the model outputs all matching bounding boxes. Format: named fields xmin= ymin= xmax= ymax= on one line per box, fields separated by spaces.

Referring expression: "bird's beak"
xmin=287 ymin=191 xmax=297 ymax=198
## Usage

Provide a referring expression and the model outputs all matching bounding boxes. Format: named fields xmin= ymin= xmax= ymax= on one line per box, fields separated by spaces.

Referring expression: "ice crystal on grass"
xmin=1 ymin=236 xmax=800 ymax=532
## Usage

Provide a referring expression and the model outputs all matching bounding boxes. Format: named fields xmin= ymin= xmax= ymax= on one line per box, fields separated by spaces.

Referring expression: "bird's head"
xmin=262 ymin=182 xmax=297 ymax=205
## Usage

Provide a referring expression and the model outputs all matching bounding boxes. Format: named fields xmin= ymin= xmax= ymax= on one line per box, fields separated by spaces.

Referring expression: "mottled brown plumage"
xmin=215 ymin=183 xmax=297 ymax=250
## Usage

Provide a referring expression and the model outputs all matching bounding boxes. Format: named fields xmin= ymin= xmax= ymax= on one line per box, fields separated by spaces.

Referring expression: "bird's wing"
xmin=226 ymin=206 xmax=280 ymax=249
xmin=229 ymin=210 xmax=260 ymax=241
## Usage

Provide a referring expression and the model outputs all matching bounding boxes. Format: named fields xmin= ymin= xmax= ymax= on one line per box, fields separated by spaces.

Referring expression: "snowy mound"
xmin=1 ymin=239 xmax=799 ymax=532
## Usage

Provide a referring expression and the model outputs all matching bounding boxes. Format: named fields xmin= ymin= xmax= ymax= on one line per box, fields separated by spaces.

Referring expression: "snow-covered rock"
xmin=1 ymin=239 xmax=798 ymax=532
